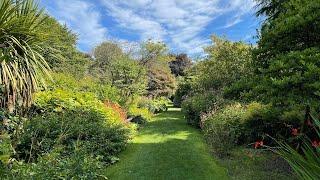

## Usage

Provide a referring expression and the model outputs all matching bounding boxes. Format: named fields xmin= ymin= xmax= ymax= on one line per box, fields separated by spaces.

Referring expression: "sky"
xmin=40 ymin=0 xmax=263 ymax=57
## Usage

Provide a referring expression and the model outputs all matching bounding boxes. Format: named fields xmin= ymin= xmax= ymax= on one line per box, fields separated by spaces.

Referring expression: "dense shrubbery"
xmin=173 ymin=78 xmax=192 ymax=107
xmin=17 ymin=108 xmax=130 ymax=163
xmin=137 ymin=97 xmax=170 ymax=114
xmin=2 ymin=0 xmax=319 ymax=178
xmin=127 ymin=106 xmax=152 ymax=124
xmin=9 ymin=150 xmax=107 ymax=179
xmin=46 ymin=73 xmax=123 ymax=104
xmin=203 ymin=103 xmax=245 ymax=156
xmin=182 ymin=93 xmax=218 ymax=127
xmin=0 ymin=78 xmax=132 ymax=177
xmin=0 ymin=6 xmax=178 ymax=176
xmin=202 ymin=102 xmax=304 ymax=156
xmin=178 ymin=2 xmax=320 ymax=171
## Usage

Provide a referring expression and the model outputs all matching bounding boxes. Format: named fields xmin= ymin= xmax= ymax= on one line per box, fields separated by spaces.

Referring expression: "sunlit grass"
xmin=105 ymin=107 xmax=228 ymax=180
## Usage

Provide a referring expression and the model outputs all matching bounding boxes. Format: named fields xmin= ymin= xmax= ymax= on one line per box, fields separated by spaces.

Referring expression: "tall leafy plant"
xmin=277 ymin=115 xmax=320 ymax=179
xmin=0 ymin=0 xmax=50 ymax=111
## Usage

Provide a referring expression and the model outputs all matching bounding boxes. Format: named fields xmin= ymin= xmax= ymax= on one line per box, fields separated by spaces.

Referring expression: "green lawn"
xmin=105 ymin=107 xmax=228 ymax=180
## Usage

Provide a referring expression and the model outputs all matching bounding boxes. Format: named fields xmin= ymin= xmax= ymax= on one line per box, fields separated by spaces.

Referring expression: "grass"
xmin=105 ymin=107 xmax=295 ymax=179
xmin=217 ymin=147 xmax=296 ymax=180
xmin=105 ymin=107 xmax=228 ymax=180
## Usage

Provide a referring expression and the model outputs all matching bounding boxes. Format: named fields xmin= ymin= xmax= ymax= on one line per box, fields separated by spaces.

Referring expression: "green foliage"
xmin=173 ymin=77 xmax=193 ymax=107
xmin=255 ymin=0 xmax=286 ymax=20
xmin=203 ymin=103 xmax=246 ymax=156
xmin=110 ymin=56 xmax=148 ymax=99
xmin=250 ymin=0 xmax=320 ymax=110
xmin=0 ymin=134 xmax=12 ymax=166
xmin=127 ymin=97 xmax=154 ymax=123
xmin=46 ymin=73 xmax=122 ymax=104
xmin=38 ymin=17 xmax=91 ymax=78
xmin=127 ymin=106 xmax=152 ymax=124
xmin=137 ymin=97 xmax=170 ymax=114
xmin=169 ymin=54 xmax=192 ymax=77
xmin=182 ymin=93 xmax=219 ymax=127
xmin=0 ymin=0 xmax=51 ymax=111
xmin=10 ymin=150 xmax=107 ymax=179
xmin=197 ymin=36 xmax=252 ymax=93
xmin=33 ymin=88 xmax=127 ymax=125
xmin=140 ymin=41 xmax=176 ymax=98
xmin=17 ymin=107 xmax=130 ymax=163
xmin=276 ymin=115 xmax=320 ymax=179
xmin=91 ymin=42 xmax=148 ymax=99
xmin=242 ymin=102 xmax=282 ymax=143
xmin=180 ymin=36 xmax=252 ymax=127
xmin=202 ymin=102 xmax=303 ymax=156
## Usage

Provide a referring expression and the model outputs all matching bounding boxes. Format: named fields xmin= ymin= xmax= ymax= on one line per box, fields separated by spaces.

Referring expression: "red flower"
xmin=311 ymin=140 xmax=320 ymax=148
xmin=254 ymin=141 xmax=264 ymax=149
xmin=291 ymin=128 xmax=299 ymax=136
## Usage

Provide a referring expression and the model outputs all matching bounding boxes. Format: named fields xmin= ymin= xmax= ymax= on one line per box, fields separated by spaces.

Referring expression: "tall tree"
xmin=169 ymin=54 xmax=192 ymax=77
xmin=255 ymin=0 xmax=286 ymax=20
xmin=91 ymin=42 xmax=124 ymax=83
xmin=252 ymin=0 xmax=320 ymax=110
xmin=39 ymin=17 xmax=91 ymax=78
xmin=0 ymin=0 xmax=50 ymax=111
xmin=197 ymin=36 xmax=252 ymax=94
xmin=140 ymin=41 xmax=176 ymax=98
xmin=91 ymin=41 xmax=147 ymax=99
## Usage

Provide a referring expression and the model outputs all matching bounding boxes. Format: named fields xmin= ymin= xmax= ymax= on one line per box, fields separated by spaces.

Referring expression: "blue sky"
xmin=40 ymin=0 xmax=263 ymax=56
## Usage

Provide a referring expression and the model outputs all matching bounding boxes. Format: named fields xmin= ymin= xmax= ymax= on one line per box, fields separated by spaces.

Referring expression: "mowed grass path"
xmin=105 ymin=107 xmax=228 ymax=180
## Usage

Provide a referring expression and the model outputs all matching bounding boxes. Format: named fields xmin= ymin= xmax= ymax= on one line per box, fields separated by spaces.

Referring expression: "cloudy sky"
xmin=41 ymin=0 xmax=262 ymax=56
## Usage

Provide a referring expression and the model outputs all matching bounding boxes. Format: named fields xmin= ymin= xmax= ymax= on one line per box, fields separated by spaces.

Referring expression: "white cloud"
xmin=223 ymin=17 xmax=243 ymax=28
xmin=100 ymin=0 xmax=256 ymax=56
xmin=47 ymin=0 xmax=108 ymax=51
xmin=44 ymin=0 xmax=257 ymax=55
xmin=222 ymin=0 xmax=257 ymax=28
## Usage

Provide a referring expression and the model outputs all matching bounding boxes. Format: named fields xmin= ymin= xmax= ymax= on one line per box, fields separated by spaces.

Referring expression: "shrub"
xmin=17 ymin=107 xmax=130 ymax=163
xmin=203 ymin=103 xmax=245 ymax=156
xmin=10 ymin=150 xmax=107 ymax=179
xmin=33 ymin=89 xmax=126 ymax=124
xmin=127 ymin=106 xmax=152 ymax=124
xmin=137 ymin=97 xmax=169 ymax=114
xmin=104 ymin=101 xmax=127 ymax=122
xmin=47 ymin=73 xmax=123 ymax=104
xmin=0 ymin=134 xmax=13 ymax=176
xmin=242 ymin=103 xmax=303 ymax=144
xmin=15 ymin=89 xmax=132 ymax=164
xmin=173 ymin=79 xmax=192 ymax=107
xmin=202 ymin=102 xmax=305 ymax=156
xmin=181 ymin=93 xmax=219 ymax=127
xmin=242 ymin=103 xmax=279 ymax=143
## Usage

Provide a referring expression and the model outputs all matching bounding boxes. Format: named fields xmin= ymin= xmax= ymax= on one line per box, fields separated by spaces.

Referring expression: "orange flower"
xmin=254 ymin=141 xmax=264 ymax=149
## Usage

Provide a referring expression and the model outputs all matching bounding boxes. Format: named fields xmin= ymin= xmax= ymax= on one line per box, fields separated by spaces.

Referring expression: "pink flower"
xmin=254 ymin=141 xmax=264 ymax=149
xmin=291 ymin=128 xmax=299 ymax=136
xmin=311 ymin=140 xmax=320 ymax=148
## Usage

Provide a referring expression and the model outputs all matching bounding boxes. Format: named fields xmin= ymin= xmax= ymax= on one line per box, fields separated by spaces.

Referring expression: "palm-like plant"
xmin=0 ymin=0 xmax=50 ymax=112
